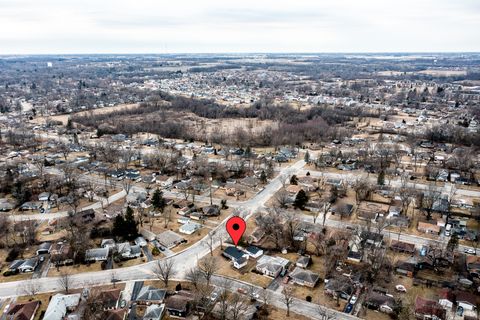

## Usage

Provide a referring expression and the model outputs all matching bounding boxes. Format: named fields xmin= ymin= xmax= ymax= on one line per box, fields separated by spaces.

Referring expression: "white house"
xmin=44 ymin=293 xmax=81 ymax=320
xmin=179 ymin=222 xmax=202 ymax=235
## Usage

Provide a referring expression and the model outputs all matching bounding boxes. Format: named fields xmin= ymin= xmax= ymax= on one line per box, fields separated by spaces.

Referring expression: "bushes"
xmin=6 ymin=247 xmax=21 ymax=262
xmin=151 ymin=247 xmax=160 ymax=256
xmin=3 ymin=269 xmax=19 ymax=277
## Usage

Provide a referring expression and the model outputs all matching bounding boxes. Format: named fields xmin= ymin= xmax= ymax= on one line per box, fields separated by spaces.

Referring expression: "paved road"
xmin=299 ymin=169 xmax=480 ymax=198
xmin=0 ymin=160 xmax=305 ymax=298
xmin=210 ymin=275 xmax=358 ymax=320
xmin=0 ymin=157 xmax=477 ymax=319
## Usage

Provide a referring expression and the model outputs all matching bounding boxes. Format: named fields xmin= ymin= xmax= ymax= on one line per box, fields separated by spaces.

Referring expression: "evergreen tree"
xmin=447 ymin=234 xmax=459 ymax=252
xmin=260 ymin=170 xmax=267 ymax=184
xmin=377 ymin=171 xmax=385 ymax=186
xmin=113 ymin=206 xmax=138 ymax=240
xmin=112 ymin=215 xmax=125 ymax=238
xmin=290 ymin=175 xmax=298 ymax=185
xmin=293 ymin=190 xmax=309 ymax=210
xmin=152 ymin=188 xmax=166 ymax=212
xmin=124 ymin=206 xmax=138 ymax=240
xmin=304 ymin=151 xmax=310 ymax=163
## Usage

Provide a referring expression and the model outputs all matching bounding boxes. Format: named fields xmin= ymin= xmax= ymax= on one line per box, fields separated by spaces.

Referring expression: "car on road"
xmin=464 ymin=248 xmax=476 ymax=255
xmin=395 ymin=285 xmax=407 ymax=292
xmin=349 ymin=295 xmax=357 ymax=304
xmin=3 ymin=304 xmax=10 ymax=314
xmin=237 ymin=288 xmax=247 ymax=294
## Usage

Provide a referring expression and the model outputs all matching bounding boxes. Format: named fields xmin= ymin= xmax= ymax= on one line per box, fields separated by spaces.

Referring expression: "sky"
xmin=1 ymin=0 xmax=479 ymax=54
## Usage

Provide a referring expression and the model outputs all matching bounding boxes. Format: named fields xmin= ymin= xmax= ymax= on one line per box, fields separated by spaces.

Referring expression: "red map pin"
xmin=226 ymin=216 xmax=246 ymax=246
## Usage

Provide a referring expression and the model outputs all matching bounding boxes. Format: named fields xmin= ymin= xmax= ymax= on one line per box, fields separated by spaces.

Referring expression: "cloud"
xmin=0 ymin=0 xmax=478 ymax=53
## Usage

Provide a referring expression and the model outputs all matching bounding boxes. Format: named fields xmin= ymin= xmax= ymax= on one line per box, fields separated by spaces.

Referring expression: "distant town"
xmin=0 ymin=53 xmax=479 ymax=320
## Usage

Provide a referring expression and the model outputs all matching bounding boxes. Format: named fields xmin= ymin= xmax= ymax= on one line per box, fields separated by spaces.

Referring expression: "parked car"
xmin=395 ymin=285 xmax=407 ymax=292
xmin=344 ymin=303 xmax=353 ymax=314
xmin=349 ymin=295 xmax=357 ymax=304
xmin=210 ymin=292 xmax=218 ymax=302
xmin=464 ymin=248 xmax=476 ymax=255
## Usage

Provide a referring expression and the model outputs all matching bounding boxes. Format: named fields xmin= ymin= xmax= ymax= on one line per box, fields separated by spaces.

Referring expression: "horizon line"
xmin=1 ymin=51 xmax=480 ymax=57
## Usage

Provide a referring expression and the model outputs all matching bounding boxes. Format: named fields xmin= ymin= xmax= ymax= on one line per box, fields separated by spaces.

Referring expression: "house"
xmin=79 ymin=208 xmax=95 ymax=222
xmin=456 ymin=291 xmax=477 ymax=311
xmin=8 ymin=259 xmax=25 ymax=272
xmin=19 ymin=201 xmax=42 ymax=211
xmin=116 ymin=242 xmax=142 ymax=259
xmin=289 ymin=267 xmax=320 ymax=288
xmin=286 ymin=184 xmax=303 ymax=195
xmin=156 ymin=230 xmax=184 ymax=249
xmin=364 ymin=292 xmax=396 ymax=313
xmin=136 ymin=285 xmax=167 ymax=305
xmin=359 ymin=231 xmax=383 ymax=247
xmin=390 ymin=240 xmax=416 ymax=254
xmin=36 ymin=241 xmax=52 ymax=255
xmin=466 ymin=256 xmax=480 ymax=278
xmin=249 ymin=228 xmax=265 ymax=243
xmin=179 ymin=222 xmax=202 ymax=235
xmin=43 ymin=293 xmax=81 ymax=320
xmin=0 ymin=198 xmax=15 ymax=211
xmin=85 ymin=247 xmax=109 ymax=262
xmin=6 ymin=300 xmax=40 ymax=320
xmin=223 ymin=246 xmax=249 ymax=269
xmin=140 ymin=229 xmax=156 ymax=242
xmin=233 ymin=257 xmax=248 ymax=269
xmin=415 ymin=296 xmax=446 ymax=320
xmin=296 ymin=255 xmax=311 ymax=268
xmin=101 ymin=239 xmax=116 ymax=249
xmin=395 ymin=259 xmax=416 ymax=277
xmin=18 ymin=257 xmax=38 ymax=273
xmin=324 ymin=277 xmax=354 ymax=300
xmin=134 ymin=236 xmax=148 ymax=247
xmin=417 ymin=221 xmax=441 ymax=235
xmin=50 ymin=242 xmax=73 ymax=266
xmin=165 ymin=291 xmax=194 ymax=318
xmin=105 ymin=309 xmax=127 ymax=320
xmin=245 ymin=246 xmax=263 ymax=259
xmin=202 ymin=205 xmax=220 ymax=217
xmin=357 ymin=201 xmax=389 ymax=222
xmin=143 ymin=304 xmax=165 ymax=320
xmin=256 ymin=255 xmax=289 ymax=278
xmin=97 ymin=288 xmax=121 ymax=310
xmin=437 ymin=288 xmax=455 ymax=309
xmin=38 ymin=192 xmax=56 ymax=201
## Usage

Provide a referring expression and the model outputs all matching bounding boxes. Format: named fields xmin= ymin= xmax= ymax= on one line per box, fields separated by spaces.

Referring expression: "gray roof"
xmin=85 ymin=247 xmax=109 ymax=260
xmin=290 ymin=267 xmax=320 ymax=285
xmin=136 ymin=286 xmax=167 ymax=302
xmin=143 ymin=304 xmax=165 ymax=320
xmin=156 ymin=230 xmax=184 ymax=248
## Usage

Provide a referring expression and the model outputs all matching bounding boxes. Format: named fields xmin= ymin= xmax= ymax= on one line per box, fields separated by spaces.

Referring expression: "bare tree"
xmin=206 ymin=230 xmax=217 ymax=256
xmin=199 ymin=256 xmax=218 ymax=287
xmin=21 ymin=280 xmax=39 ymax=298
xmin=229 ymin=292 xmax=249 ymax=320
xmin=217 ymin=278 xmax=230 ymax=320
xmin=0 ymin=214 xmax=11 ymax=247
xmin=121 ymin=178 xmax=134 ymax=195
xmin=163 ymin=206 xmax=172 ymax=228
xmin=275 ymin=190 xmax=290 ymax=209
xmin=318 ymin=304 xmax=337 ymax=320
xmin=321 ymin=200 xmax=332 ymax=226
xmin=185 ymin=267 xmax=204 ymax=290
xmin=58 ymin=271 xmax=74 ymax=294
xmin=282 ymin=285 xmax=294 ymax=317
xmin=153 ymin=259 xmax=177 ymax=287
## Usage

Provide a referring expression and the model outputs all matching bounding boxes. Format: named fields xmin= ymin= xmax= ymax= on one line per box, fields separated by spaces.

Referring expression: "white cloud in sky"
xmin=0 ymin=0 xmax=479 ymax=53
